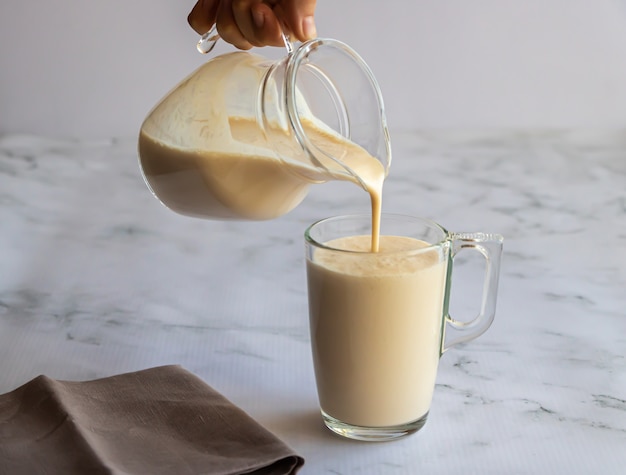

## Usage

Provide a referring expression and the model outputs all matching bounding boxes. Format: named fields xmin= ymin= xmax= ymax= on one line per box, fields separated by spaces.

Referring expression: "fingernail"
xmin=302 ymin=16 xmax=317 ymax=39
xmin=252 ymin=8 xmax=265 ymax=29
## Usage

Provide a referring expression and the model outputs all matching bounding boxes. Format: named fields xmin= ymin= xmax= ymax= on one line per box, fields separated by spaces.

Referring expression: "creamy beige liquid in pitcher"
xmin=139 ymin=125 xmax=311 ymax=220
xmin=139 ymin=51 xmax=386 ymax=248
xmin=307 ymin=235 xmax=447 ymax=427
xmin=139 ymin=51 xmax=386 ymax=247
xmin=140 ymin=117 xmax=385 ymax=249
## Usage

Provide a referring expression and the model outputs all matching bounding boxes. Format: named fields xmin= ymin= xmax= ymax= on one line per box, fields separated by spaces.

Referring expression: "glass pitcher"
xmin=138 ymin=26 xmax=391 ymax=220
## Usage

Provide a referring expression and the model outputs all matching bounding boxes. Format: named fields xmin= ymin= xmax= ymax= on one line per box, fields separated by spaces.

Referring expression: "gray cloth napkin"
xmin=0 ymin=365 xmax=304 ymax=475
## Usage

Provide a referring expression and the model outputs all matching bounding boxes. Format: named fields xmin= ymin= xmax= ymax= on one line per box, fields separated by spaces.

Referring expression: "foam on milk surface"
xmin=315 ymin=235 xmax=440 ymax=275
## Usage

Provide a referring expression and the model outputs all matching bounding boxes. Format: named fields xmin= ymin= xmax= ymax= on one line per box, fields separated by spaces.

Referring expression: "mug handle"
xmin=441 ymin=232 xmax=504 ymax=354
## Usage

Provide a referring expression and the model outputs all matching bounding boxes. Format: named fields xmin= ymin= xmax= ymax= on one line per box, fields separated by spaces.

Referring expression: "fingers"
xmin=188 ymin=0 xmax=219 ymax=35
xmin=279 ymin=0 xmax=317 ymax=42
xmin=249 ymin=3 xmax=285 ymax=47
xmin=188 ymin=0 xmax=317 ymax=50
xmin=231 ymin=1 xmax=283 ymax=47
xmin=223 ymin=0 xmax=283 ymax=48
xmin=216 ymin=0 xmax=254 ymax=50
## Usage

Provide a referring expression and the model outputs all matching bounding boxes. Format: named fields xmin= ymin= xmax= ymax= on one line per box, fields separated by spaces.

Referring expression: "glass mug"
xmin=305 ymin=214 xmax=503 ymax=441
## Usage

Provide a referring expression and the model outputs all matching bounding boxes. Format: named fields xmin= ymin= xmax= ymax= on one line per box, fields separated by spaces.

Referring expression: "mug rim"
xmin=304 ymin=213 xmax=450 ymax=254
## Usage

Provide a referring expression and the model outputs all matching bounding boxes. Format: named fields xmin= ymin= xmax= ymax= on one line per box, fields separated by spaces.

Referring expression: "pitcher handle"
xmin=196 ymin=23 xmax=294 ymax=55
xmin=441 ymin=232 xmax=504 ymax=354
xmin=197 ymin=24 xmax=221 ymax=54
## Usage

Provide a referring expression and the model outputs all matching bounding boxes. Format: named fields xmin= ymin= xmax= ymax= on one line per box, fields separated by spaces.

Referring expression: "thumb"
xmin=279 ymin=0 xmax=317 ymax=42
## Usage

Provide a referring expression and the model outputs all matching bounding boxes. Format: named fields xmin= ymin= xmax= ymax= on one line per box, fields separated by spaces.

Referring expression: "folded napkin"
xmin=0 ymin=365 xmax=304 ymax=475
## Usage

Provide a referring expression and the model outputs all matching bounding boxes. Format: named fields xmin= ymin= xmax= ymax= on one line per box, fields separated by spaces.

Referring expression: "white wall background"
xmin=2 ymin=0 xmax=626 ymax=138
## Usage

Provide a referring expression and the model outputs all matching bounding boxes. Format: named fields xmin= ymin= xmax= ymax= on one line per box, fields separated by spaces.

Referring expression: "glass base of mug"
xmin=321 ymin=410 xmax=428 ymax=442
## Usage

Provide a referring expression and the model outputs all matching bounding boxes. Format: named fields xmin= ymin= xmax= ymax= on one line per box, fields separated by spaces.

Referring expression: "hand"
xmin=188 ymin=0 xmax=317 ymax=50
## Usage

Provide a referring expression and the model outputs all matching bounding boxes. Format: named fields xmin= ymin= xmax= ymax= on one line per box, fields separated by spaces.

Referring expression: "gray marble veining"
xmin=1 ymin=130 xmax=625 ymax=474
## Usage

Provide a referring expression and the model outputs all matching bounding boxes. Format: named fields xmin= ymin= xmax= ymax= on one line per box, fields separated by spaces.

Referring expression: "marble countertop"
xmin=1 ymin=130 xmax=625 ymax=474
